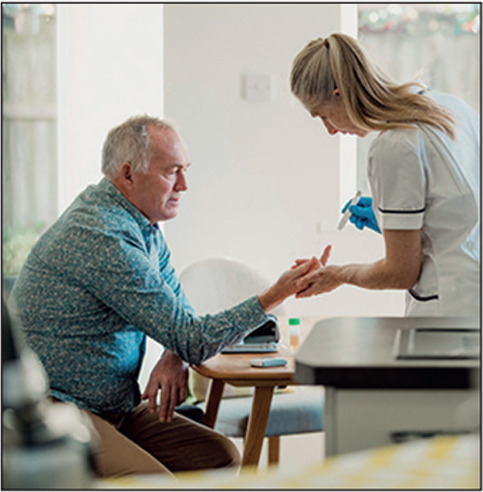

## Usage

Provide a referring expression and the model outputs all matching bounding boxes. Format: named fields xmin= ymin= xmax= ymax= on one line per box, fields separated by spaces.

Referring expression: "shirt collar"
xmin=143 ymin=222 xmax=159 ymax=238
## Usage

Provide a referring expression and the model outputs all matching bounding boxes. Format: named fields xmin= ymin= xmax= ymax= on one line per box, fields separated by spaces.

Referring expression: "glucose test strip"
xmin=250 ymin=358 xmax=288 ymax=368
xmin=337 ymin=190 xmax=362 ymax=231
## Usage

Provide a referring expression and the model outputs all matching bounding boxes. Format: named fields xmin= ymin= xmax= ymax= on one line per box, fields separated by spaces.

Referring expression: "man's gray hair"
xmin=101 ymin=115 xmax=177 ymax=179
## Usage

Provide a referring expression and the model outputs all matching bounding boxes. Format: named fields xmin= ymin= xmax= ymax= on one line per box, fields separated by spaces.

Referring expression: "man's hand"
xmin=141 ymin=349 xmax=189 ymax=423
xmin=258 ymin=256 xmax=322 ymax=313
xmin=291 ymin=245 xmax=332 ymax=270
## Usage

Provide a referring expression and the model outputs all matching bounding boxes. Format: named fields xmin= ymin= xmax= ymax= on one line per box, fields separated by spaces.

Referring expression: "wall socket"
xmin=243 ymin=73 xmax=274 ymax=102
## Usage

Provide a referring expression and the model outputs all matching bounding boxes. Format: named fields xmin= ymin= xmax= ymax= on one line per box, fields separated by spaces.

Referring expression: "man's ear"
xmin=332 ymin=88 xmax=342 ymax=98
xmin=119 ymin=162 xmax=134 ymax=188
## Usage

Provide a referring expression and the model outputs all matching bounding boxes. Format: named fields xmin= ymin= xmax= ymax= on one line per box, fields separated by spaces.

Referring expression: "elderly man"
xmin=11 ymin=116 xmax=318 ymax=478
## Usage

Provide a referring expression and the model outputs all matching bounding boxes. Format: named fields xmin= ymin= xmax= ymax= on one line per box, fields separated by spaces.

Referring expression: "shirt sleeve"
xmin=64 ymin=222 xmax=268 ymax=365
xmin=368 ymin=129 xmax=426 ymax=230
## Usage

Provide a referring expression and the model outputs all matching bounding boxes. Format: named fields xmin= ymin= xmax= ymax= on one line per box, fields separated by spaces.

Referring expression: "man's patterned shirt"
xmin=11 ymin=178 xmax=268 ymax=413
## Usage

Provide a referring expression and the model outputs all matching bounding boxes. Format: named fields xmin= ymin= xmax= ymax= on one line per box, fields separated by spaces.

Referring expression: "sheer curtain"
xmin=356 ymin=4 xmax=480 ymax=193
xmin=2 ymin=4 xmax=57 ymax=275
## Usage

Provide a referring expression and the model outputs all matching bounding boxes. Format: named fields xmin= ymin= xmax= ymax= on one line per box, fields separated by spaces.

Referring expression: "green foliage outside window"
xmin=2 ymin=222 xmax=46 ymax=277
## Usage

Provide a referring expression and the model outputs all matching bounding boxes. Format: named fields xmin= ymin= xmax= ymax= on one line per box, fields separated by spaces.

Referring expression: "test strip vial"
xmin=289 ymin=317 xmax=301 ymax=353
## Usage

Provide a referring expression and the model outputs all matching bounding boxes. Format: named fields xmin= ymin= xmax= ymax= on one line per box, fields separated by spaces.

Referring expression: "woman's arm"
xmin=296 ymin=229 xmax=422 ymax=297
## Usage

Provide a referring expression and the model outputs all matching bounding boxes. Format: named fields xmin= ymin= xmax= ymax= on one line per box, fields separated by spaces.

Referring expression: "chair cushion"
xmin=200 ymin=386 xmax=323 ymax=437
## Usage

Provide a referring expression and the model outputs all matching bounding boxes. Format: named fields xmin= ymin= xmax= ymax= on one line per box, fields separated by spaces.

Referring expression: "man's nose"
xmin=174 ymin=170 xmax=188 ymax=191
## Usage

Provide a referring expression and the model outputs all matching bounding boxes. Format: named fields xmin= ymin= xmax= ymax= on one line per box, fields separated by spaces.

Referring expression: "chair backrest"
xmin=179 ymin=258 xmax=285 ymax=402
xmin=179 ymin=258 xmax=285 ymax=317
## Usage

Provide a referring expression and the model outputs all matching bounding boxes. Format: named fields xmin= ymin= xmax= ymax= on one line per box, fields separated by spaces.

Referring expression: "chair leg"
xmin=203 ymin=379 xmax=225 ymax=428
xmin=267 ymin=436 xmax=280 ymax=465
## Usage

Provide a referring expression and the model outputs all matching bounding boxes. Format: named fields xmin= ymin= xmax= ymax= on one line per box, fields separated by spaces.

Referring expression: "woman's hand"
xmin=295 ymin=265 xmax=343 ymax=298
xmin=296 ymin=230 xmax=422 ymax=297
xmin=289 ymin=244 xmax=336 ymax=298
xmin=141 ymin=349 xmax=189 ymax=423
xmin=258 ymin=257 xmax=321 ymax=312
xmin=343 ymin=196 xmax=381 ymax=233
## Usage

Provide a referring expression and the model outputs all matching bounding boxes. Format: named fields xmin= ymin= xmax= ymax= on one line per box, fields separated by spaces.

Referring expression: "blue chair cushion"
xmin=201 ymin=386 xmax=323 ymax=437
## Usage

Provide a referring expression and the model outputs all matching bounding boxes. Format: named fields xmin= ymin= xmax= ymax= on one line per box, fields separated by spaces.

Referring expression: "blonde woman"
xmin=290 ymin=33 xmax=480 ymax=317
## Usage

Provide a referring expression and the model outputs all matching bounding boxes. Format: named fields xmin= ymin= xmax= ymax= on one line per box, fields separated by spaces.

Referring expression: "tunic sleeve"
xmin=368 ymin=128 xmax=426 ymax=230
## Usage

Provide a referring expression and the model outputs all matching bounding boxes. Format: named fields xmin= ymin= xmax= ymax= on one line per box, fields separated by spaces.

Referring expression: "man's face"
xmin=130 ymin=127 xmax=191 ymax=223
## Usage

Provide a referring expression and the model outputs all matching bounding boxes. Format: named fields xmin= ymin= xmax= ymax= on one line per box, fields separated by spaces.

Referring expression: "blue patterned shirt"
xmin=11 ymin=178 xmax=268 ymax=413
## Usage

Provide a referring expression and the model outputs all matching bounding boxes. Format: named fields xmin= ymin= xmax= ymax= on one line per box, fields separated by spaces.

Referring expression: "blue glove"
xmin=341 ymin=196 xmax=381 ymax=234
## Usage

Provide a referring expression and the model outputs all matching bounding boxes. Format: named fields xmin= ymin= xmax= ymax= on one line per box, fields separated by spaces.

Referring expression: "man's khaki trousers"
xmin=65 ymin=401 xmax=240 ymax=478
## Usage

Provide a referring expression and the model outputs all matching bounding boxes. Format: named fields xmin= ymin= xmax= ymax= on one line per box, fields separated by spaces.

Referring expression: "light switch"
xmin=243 ymin=73 xmax=274 ymax=102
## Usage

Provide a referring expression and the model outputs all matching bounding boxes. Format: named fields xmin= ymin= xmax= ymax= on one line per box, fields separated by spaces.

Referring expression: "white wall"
xmin=163 ymin=4 xmax=404 ymax=317
xmin=56 ymin=4 xmax=164 ymax=212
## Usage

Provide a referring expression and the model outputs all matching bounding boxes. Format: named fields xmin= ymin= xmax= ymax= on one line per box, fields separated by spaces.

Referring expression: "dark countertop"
xmin=295 ymin=317 xmax=480 ymax=389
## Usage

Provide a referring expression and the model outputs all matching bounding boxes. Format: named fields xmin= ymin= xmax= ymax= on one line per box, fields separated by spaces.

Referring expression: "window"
xmin=2 ymin=4 xmax=57 ymax=275
xmin=356 ymin=3 xmax=480 ymax=194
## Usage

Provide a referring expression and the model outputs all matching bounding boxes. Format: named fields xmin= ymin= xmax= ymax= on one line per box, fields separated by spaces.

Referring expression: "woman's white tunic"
xmin=368 ymin=92 xmax=480 ymax=316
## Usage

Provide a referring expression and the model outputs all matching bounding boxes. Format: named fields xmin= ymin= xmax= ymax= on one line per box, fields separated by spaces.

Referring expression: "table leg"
xmin=268 ymin=436 xmax=280 ymax=465
xmin=203 ymin=379 xmax=225 ymax=429
xmin=242 ymin=385 xmax=275 ymax=467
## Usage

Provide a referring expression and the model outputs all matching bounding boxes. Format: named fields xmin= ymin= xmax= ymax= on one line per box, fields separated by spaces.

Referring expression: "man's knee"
xmin=219 ymin=436 xmax=241 ymax=468
xmin=204 ymin=432 xmax=241 ymax=470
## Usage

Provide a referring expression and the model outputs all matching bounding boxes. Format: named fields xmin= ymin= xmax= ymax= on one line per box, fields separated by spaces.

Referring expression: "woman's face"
xmin=309 ymin=91 xmax=369 ymax=138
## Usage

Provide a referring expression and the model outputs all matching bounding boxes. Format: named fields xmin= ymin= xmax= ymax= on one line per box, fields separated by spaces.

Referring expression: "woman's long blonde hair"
xmin=290 ymin=33 xmax=456 ymax=139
